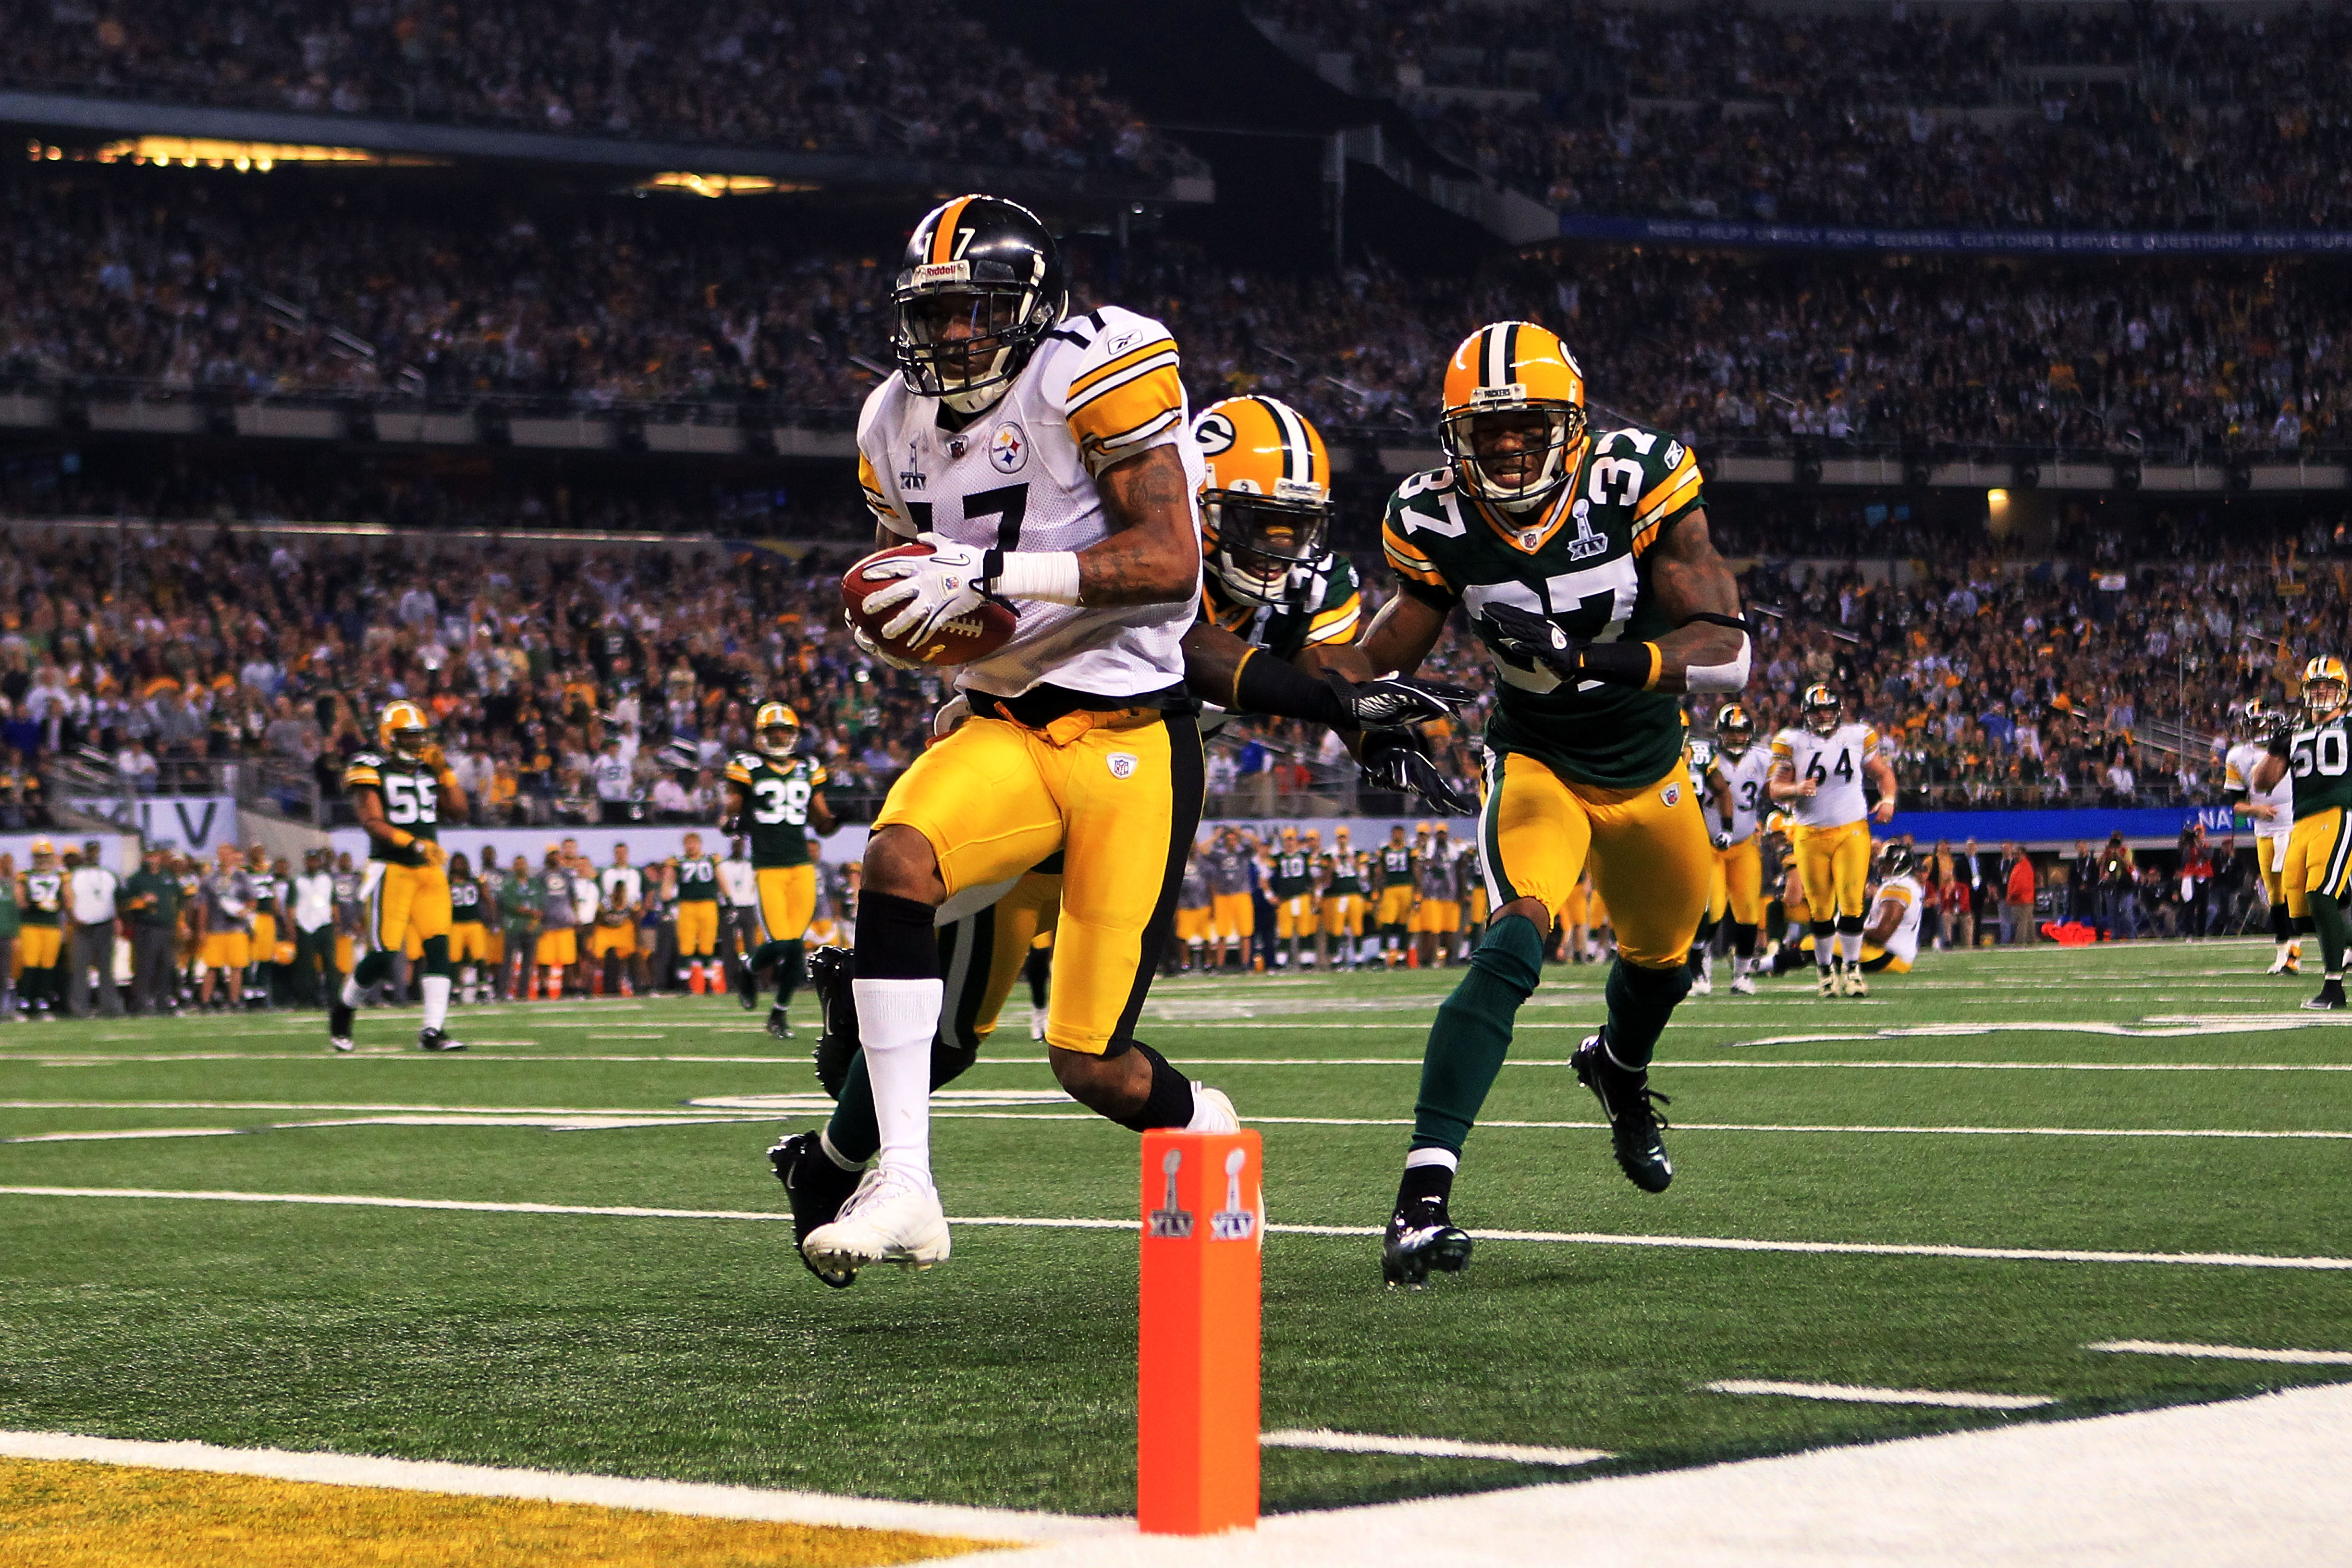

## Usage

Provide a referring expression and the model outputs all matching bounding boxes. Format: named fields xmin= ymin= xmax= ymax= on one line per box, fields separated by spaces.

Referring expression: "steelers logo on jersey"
xmin=989 ymin=421 xmax=1029 ymax=473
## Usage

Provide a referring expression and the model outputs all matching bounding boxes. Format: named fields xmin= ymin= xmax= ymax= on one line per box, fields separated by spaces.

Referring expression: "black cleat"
xmin=328 ymin=1000 xmax=355 ymax=1053
xmin=1382 ymin=1196 xmax=1473 ymax=1288
xmin=735 ymin=957 xmax=761 ymax=1011
xmin=765 ymin=1004 xmax=794 ymax=1041
xmin=2303 ymin=980 xmax=2348 ymax=1011
xmin=417 ymin=1028 xmax=466 ymax=1053
xmin=809 ymin=945 xmax=859 ymax=1100
xmin=1573 ymin=1032 xmax=1674 ymax=1192
xmin=770 ymin=1131 xmax=860 ymax=1288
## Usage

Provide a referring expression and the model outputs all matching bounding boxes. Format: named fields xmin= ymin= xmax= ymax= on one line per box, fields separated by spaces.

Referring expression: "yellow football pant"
xmin=1376 ymin=884 xmax=1416 ymax=928
xmin=2284 ymin=807 xmax=2352 ymax=917
xmin=1175 ymin=904 xmax=1213 ymax=943
xmin=2257 ymin=832 xmax=2290 ymax=907
xmin=1211 ymin=891 xmax=1254 ymax=940
xmin=964 ymin=871 xmax=1062 ymax=1044
xmin=363 ymin=859 xmax=453 ymax=955
xmin=198 ymin=931 xmax=250 ymax=970
xmin=754 ymin=865 xmax=817 ymax=944
xmin=1274 ymin=895 xmax=1313 ymax=938
xmin=1480 ymin=749 xmax=1710 ymax=968
xmin=15 ymin=926 xmax=62 ymax=969
xmin=534 ymin=929 xmax=578 ymax=968
xmin=875 ymin=704 xmax=1200 ymax=1056
xmin=1794 ymin=820 xmax=1872 ymax=921
xmin=1704 ymin=854 xmax=1729 ymax=923
xmin=1415 ymin=899 xmax=1460 ymax=934
xmin=449 ymin=921 xmax=491 ymax=962
xmin=587 ymin=923 xmax=636 ymax=958
xmin=1720 ymin=837 xmax=1764 ymax=925
xmin=1321 ymin=894 xmax=1362 ymax=936
xmin=674 ymin=900 xmax=720 ymax=957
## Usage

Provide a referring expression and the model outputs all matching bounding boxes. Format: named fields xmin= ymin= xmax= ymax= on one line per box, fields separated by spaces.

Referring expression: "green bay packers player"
xmin=330 ymin=700 xmax=470 ymax=1053
xmin=1369 ymin=320 xmax=1751 ymax=1286
xmin=2254 ymin=657 xmax=2352 ymax=1009
xmin=725 ymin=702 xmax=836 ymax=1037
xmin=1269 ymin=828 xmax=1316 ymax=969
xmin=16 ymin=840 xmax=63 ymax=1018
xmin=1374 ymin=825 xmax=1417 ymax=968
xmin=2225 ymin=700 xmax=2300 ymax=974
xmin=773 ymin=376 xmax=1460 ymax=1284
xmin=1769 ymin=685 xmax=1898 ymax=998
xmin=672 ymin=832 xmax=724 ymax=993
xmin=1707 ymin=704 xmax=1772 ymax=994
xmin=446 ymin=853 xmax=491 ymax=1004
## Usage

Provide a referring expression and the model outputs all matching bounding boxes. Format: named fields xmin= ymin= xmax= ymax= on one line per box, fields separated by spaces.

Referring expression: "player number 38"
xmin=753 ymin=776 xmax=814 ymax=825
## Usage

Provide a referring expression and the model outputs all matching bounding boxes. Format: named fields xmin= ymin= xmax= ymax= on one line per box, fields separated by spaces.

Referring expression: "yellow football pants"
xmin=2258 ymin=832 xmax=2290 ymax=907
xmin=754 ymin=864 xmax=818 ymax=945
xmin=1321 ymin=894 xmax=1362 ymax=936
xmin=1211 ymin=890 xmax=1254 ymax=940
xmin=1704 ymin=854 xmax=1730 ymax=923
xmin=15 ymin=926 xmax=62 ymax=969
xmin=1720 ymin=837 xmax=1765 ymax=925
xmin=874 ymin=704 xmax=1200 ymax=1056
xmin=587 ymin=922 xmax=637 ymax=958
xmin=449 ymin=921 xmax=491 ymax=963
xmin=1794 ymin=819 xmax=1872 ymax=921
xmin=1480 ymin=749 xmax=1711 ymax=968
xmin=2284 ymin=807 xmax=2352 ymax=916
xmin=674 ymin=900 xmax=720 ymax=957
xmin=962 ymin=871 xmax=1063 ymax=1045
xmin=1376 ymin=884 xmax=1416 ymax=928
xmin=1274 ymin=895 xmax=1314 ymax=938
xmin=363 ymin=859 xmax=452 ymax=955
xmin=1175 ymin=904 xmax=1213 ymax=943
xmin=534 ymin=929 xmax=578 ymax=968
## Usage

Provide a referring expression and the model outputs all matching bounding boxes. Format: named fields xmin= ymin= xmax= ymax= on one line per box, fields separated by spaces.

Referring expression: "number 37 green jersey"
xmin=1382 ymin=421 xmax=1705 ymax=789
xmin=725 ymin=752 xmax=828 ymax=867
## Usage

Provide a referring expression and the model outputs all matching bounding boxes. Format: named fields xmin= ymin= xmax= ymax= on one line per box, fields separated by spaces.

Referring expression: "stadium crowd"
xmin=1255 ymin=0 xmax=2352 ymax=228
xmin=5 ymin=167 xmax=2348 ymax=464
xmin=1 ymin=0 xmax=1184 ymax=179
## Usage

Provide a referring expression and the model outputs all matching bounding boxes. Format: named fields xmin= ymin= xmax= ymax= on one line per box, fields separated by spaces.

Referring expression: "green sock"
xmin=774 ymin=940 xmax=807 ymax=1010
xmin=827 ymin=1053 xmax=880 ymax=1164
xmin=1409 ymin=914 xmax=1547 ymax=1155
xmin=2311 ymin=894 xmax=2351 ymax=975
xmin=1601 ymin=956 xmax=1693 ymax=1073
xmin=353 ymin=951 xmax=392 ymax=990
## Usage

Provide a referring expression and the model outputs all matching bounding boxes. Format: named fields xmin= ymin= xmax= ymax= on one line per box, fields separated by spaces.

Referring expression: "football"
xmin=840 ymin=542 xmax=1019 ymax=666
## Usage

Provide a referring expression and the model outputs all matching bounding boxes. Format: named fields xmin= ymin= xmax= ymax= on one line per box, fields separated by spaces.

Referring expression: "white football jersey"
xmin=1874 ymin=873 xmax=1924 ymax=966
xmin=1772 ymin=721 xmax=1881 ymax=828
xmin=1714 ymin=744 xmax=1774 ymax=844
xmin=856 ymin=303 xmax=1203 ymax=701
xmin=2224 ymin=740 xmax=2293 ymax=837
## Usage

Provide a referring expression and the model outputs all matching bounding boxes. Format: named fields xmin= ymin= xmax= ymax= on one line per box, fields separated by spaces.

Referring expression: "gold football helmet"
xmin=1193 ymin=395 xmax=1333 ymax=610
xmin=1438 ymin=320 xmax=1587 ymax=513
xmin=2303 ymin=657 xmax=2349 ymax=722
xmin=378 ymin=699 xmax=431 ymax=759
xmin=754 ymin=701 xmax=801 ymax=760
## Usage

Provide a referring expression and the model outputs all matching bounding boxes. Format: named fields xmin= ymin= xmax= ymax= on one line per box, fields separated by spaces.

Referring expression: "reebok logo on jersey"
xmin=990 ymin=422 xmax=1028 ymax=473
xmin=1106 ymin=752 xmax=1138 ymax=780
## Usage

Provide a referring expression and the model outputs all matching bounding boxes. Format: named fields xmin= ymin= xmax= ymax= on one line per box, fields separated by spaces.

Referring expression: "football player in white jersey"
xmin=1684 ymin=727 xmax=1724 ymax=994
xmin=1769 ymin=685 xmax=1898 ymax=997
xmin=2224 ymin=699 xmax=2299 ymax=973
xmin=1706 ymin=704 xmax=1774 ymax=994
xmin=1858 ymin=843 xmax=1926 ymax=976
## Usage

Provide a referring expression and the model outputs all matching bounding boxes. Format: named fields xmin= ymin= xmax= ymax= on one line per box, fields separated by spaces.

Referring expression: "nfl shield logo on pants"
xmin=1108 ymin=752 xmax=1138 ymax=780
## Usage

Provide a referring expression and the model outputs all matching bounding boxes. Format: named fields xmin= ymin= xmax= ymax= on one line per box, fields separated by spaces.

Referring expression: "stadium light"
xmin=638 ymin=172 xmax=818 ymax=197
xmin=27 ymin=136 xmax=444 ymax=171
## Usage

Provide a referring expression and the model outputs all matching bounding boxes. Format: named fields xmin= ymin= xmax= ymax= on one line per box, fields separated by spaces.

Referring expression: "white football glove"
xmin=850 ymin=623 xmax=924 ymax=673
xmin=859 ymin=531 xmax=990 ymax=646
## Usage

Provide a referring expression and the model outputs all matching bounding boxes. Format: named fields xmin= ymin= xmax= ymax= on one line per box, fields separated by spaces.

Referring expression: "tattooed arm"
xmin=1076 ymin=443 xmax=1201 ymax=606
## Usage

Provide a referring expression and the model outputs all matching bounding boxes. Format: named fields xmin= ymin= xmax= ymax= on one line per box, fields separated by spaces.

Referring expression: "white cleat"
xmin=1190 ymin=1085 xmax=1240 ymax=1133
xmin=1817 ymin=969 xmax=1838 ymax=998
xmin=1728 ymin=972 xmax=1758 ymax=996
xmin=1843 ymin=967 xmax=1869 ymax=997
xmin=801 ymin=1165 xmax=951 ymax=1278
xmin=1689 ymin=974 xmax=1713 ymax=996
xmin=1029 ymin=1004 xmax=1047 ymax=1041
xmin=2268 ymin=950 xmax=2296 ymax=975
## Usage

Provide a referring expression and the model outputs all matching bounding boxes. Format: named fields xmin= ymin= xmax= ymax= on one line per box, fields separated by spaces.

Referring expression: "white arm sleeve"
xmin=1682 ymin=632 xmax=1751 ymax=694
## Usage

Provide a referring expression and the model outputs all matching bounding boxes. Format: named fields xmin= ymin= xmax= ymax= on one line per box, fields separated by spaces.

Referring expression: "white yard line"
xmin=0 ymin=1429 xmax=1113 ymax=1543
xmin=1 ymin=1187 xmax=2343 ymax=1271
xmin=2087 ymin=1340 xmax=2352 ymax=1367
xmin=2 ymin=1128 xmax=245 ymax=1143
xmin=1703 ymin=1380 xmax=2057 ymax=1410
xmin=1258 ymin=1430 xmax=1609 ymax=1468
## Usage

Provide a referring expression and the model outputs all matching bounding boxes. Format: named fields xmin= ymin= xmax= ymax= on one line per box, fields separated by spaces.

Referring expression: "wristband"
xmin=1573 ymin=640 xmax=1660 ymax=690
xmin=391 ymin=829 xmax=414 ymax=849
xmin=1233 ymin=649 xmax=1348 ymax=726
xmin=982 ymin=549 xmax=1083 ymax=605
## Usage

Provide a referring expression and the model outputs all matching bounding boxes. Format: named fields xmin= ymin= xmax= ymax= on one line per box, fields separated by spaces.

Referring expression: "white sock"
xmin=339 ymin=975 xmax=364 ymax=1008
xmin=853 ymin=977 xmax=943 ymax=1188
xmin=420 ymin=975 xmax=452 ymax=1032
xmin=1839 ymin=930 xmax=1863 ymax=966
xmin=1403 ymin=1146 xmax=1459 ymax=1173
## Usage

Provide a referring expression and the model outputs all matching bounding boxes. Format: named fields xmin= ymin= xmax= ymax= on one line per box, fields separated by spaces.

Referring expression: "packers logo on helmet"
xmin=2303 ymin=656 xmax=2349 ymax=722
xmin=1192 ymin=395 xmax=1333 ymax=611
xmin=1716 ymin=703 xmax=1755 ymax=753
xmin=1439 ymin=321 xmax=1587 ymax=514
xmin=1802 ymin=684 xmax=1843 ymax=735
xmin=379 ymin=699 xmax=431 ymax=760
xmin=755 ymin=701 xmax=801 ymax=760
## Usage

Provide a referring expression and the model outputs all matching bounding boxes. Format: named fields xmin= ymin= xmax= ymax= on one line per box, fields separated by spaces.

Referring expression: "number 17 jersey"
xmin=726 ymin=753 xmax=828 ymax=868
xmin=1771 ymin=722 xmax=1881 ymax=828
xmin=853 ymin=302 xmax=1202 ymax=702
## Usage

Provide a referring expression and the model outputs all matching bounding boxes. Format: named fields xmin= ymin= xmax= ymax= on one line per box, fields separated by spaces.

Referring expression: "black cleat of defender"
xmin=765 ymin=1004 xmax=794 ymax=1041
xmin=1382 ymin=1196 xmax=1473 ymax=1288
xmin=417 ymin=1028 xmax=466 ymax=1053
xmin=809 ymin=945 xmax=858 ymax=1100
xmin=1573 ymin=1032 xmax=1674 ymax=1192
xmin=2304 ymin=979 xmax=2348 ymax=1011
xmin=770 ymin=1131 xmax=859 ymax=1288
xmin=328 ymin=999 xmax=355 ymax=1054
xmin=735 ymin=956 xmax=761 ymax=1011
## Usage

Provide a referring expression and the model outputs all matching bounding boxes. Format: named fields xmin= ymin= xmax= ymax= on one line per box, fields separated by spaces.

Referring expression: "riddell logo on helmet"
xmin=912 ymin=260 xmax=970 ymax=285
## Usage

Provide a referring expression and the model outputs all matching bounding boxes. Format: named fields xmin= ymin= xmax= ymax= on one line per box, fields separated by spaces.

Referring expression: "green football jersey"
xmin=1381 ymin=421 xmax=1705 ymax=789
xmin=342 ymin=750 xmax=445 ymax=861
xmin=726 ymin=752 xmax=828 ymax=868
xmin=674 ymin=854 xmax=721 ymax=903
xmin=1269 ymin=848 xmax=1314 ymax=898
xmin=1324 ymin=855 xmax=1363 ymax=896
xmin=449 ymin=876 xmax=484 ymax=923
xmin=1202 ymin=553 xmax=1363 ymax=667
xmin=2286 ymin=714 xmax=2352 ymax=818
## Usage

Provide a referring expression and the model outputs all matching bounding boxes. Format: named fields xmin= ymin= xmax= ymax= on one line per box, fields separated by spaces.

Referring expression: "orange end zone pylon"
xmin=1137 ymin=1128 xmax=1262 ymax=1535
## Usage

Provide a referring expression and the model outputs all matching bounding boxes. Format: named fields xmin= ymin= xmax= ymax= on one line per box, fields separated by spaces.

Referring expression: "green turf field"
xmin=0 ymin=939 xmax=2347 ymax=1517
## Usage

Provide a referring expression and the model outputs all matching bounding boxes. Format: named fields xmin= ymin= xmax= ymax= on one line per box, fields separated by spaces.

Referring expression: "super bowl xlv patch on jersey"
xmin=1382 ymin=420 xmax=1704 ymax=788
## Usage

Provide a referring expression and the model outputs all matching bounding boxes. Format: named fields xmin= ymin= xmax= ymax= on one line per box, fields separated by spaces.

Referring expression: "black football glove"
xmin=1478 ymin=601 xmax=1580 ymax=682
xmin=1360 ymin=731 xmax=1481 ymax=815
xmin=1328 ymin=673 xmax=1477 ymax=730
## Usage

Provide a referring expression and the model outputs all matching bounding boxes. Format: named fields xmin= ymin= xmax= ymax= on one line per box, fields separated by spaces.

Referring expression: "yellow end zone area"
xmin=0 ymin=1457 xmax=1005 ymax=1568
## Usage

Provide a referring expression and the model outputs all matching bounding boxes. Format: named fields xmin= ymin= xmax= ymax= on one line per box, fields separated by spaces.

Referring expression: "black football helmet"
xmin=891 ymin=194 xmax=1067 ymax=414
xmin=1879 ymin=843 xmax=1915 ymax=880
xmin=1802 ymin=684 xmax=1843 ymax=736
xmin=1716 ymin=703 xmax=1755 ymax=754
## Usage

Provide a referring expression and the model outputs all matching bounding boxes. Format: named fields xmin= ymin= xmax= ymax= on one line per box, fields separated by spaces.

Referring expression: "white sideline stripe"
xmin=0 ymin=1430 xmax=1113 ymax=1542
xmin=1 ymin=1187 xmax=2344 ymax=1271
xmin=2 ymin=1128 xmax=245 ymax=1143
xmin=1258 ymin=1430 xmax=1609 ymax=1468
xmin=2088 ymin=1340 xmax=2352 ymax=1366
xmin=1704 ymin=1380 xmax=2057 ymax=1411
